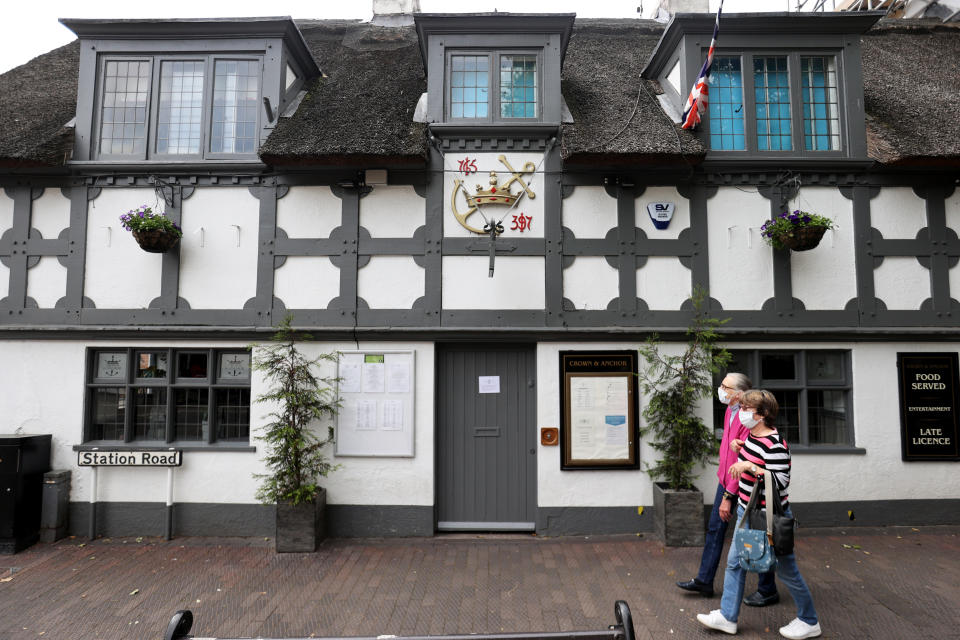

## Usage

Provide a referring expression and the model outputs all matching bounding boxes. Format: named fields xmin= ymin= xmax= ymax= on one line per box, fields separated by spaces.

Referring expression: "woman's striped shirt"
xmin=736 ymin=430 xmax=790 ymax=510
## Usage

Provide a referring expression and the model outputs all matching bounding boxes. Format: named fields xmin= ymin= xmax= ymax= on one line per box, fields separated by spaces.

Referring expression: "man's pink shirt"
xmin=717 ymin=403 xmax=750 ymax=494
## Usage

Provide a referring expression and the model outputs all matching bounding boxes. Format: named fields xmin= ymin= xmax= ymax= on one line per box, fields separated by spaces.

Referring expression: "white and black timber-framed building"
xmin=1 ymin=3 xmax=959 ymax=539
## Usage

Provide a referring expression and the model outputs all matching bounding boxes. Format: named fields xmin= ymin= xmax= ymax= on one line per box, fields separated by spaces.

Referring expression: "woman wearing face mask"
xmin=677 ymin=374 xmax=778 ymax=605
xmin=697 ymin=390 xmax=821 ymax=640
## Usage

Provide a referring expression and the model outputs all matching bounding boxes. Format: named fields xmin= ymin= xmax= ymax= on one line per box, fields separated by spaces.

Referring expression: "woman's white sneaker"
xmin=779 ymin=618 xmax=821 ymax=639
xmin=696 ymin=610 xmax=738 ymax=634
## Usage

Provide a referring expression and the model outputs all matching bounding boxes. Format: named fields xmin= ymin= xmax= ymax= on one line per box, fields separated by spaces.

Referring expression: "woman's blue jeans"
xmin=720 ymin=505 xmax=818 ymax=626
xmin=697 ymin=484 xmax=777 ymax=593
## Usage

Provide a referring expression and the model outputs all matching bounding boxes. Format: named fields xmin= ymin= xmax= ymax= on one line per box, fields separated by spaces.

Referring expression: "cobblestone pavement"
xmin=1 ymin=526 xmax=958 ymax=640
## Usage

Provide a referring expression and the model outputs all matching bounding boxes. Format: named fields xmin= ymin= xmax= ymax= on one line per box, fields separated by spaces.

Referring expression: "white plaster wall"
xmin=788 ymin=187 xmax=856 ymax=310
xmin=536 ymin=342 xmax=717 ymax=507
xmin=274 ymin=257 xmax=339 ymax=309
xmin=26 ymin=256 xmax=67 ymax=308
xmin=538 ymin=340 xmax=960 ymax=508
xmin=562 ymin=185 xmax=617 ymax=238
xmin=443 ymin=151 xmax=545 ymax=238
xmin=945 ymin=189 xmax=960 ymax=233
xmin=0 ymin=189 xmax=13 ymax=234
xmin=84 ymin=188 xmax=161 ymax=309
xmin=0 ymin=263 xmax=7 ymax=299
xmin=0 ymin=338 xmax=434 ymax=507
xmin=563 ymin=256 xmax=618 ymax=310
xmin=871 ymin=187 xmax=926 ymax=239
xmin=357 ymin=256 xmax=424 ymax=309
xmin=638 ymin=256 xmax=690 ymax=309
xmin=636 ymin=186 xmax=690 ymax=239
xmin=874 ymin=257 xmax=930 ymax=310
xmin=442 ymin=256 xmax=545 ymax=309
xmin=360 ymin=185 xmax=425 ymax=238
xmin=31 ymin=189 xmax=71 ymax=239
xmin=277 ymin=186 xmax=341 ymax=238
xmin=179 ymin=188 xmax=258 ymax=309
xmin=707 ymin=187 xmax=774 ymax=309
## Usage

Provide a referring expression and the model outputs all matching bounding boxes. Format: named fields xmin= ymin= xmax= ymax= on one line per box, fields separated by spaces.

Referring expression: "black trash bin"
xmin=40 ymin=469 xmax=71 ymax=543
xmin=0 ymin=434 xmax=52 ymax=554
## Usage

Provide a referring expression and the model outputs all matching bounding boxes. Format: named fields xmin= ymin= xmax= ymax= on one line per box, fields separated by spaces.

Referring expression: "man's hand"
xmin=730 ymin=438 xmax=745 ymax=453
xmin=718 ymin=497 xmax=733 ymax=522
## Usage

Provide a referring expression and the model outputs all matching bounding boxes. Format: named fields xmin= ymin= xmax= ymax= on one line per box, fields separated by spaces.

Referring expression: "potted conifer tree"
xmin=252 ymin=315 xmax=340 ymax=552
xmin=638 ymin=288 xmax=730 ymax=546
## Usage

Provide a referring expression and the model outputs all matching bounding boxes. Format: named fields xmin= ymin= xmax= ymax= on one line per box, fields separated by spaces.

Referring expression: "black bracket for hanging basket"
xmin=483 ymin=221 xmax=505 ymax=277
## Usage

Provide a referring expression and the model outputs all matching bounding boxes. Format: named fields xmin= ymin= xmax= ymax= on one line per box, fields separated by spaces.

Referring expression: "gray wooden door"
xmin=436 ymin=344 xmax=536 ymax=531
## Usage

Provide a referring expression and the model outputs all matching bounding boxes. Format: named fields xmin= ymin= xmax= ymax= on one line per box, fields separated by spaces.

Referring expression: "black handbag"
xmin=747 ymin=471 xmax=795 ymax=556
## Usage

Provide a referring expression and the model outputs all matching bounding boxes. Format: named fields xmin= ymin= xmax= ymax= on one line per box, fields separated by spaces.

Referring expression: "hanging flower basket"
xmin=120 ymin=205 xmax=183 ymax=254
xmin=132 ymin=229 xmax=181 ymax=253
xmin=776 ymin=225 xmax=829 ymax=251
xmin=760 ymin=210 xmax=834 ymax=252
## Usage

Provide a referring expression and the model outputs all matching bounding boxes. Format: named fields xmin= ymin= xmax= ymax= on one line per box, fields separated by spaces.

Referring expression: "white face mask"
xmin=717 ymin=386 xmax=731 ymax=404
xmin=738 ymin=408 xmax=759 ymax=429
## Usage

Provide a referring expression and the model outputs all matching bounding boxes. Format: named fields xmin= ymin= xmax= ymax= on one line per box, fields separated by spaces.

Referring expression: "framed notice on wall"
xmin=897 ymin=352 xmax=960 ymax=461
xmin=335 ymin=351 xmax=415 ymax=457
xmin=559 ymin=351 xmax=639 ymax=470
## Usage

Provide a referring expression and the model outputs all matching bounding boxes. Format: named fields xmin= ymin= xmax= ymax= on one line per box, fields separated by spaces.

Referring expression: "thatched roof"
xmin=861 ymin=19 xmax=960 ymax=167
xmin=560 ymin=19 xmax=705 ymax=165
xmin=1 ymin=16 xmax=958 ymax=170
xmin=0 ymin=41 xmax=79 ymax=168
xmin=259 ymin=20 xmax=428 ymax=166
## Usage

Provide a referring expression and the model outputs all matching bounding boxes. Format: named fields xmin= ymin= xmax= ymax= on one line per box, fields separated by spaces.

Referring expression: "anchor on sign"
xmin=450 ymin=155 xmax=537 ymax=235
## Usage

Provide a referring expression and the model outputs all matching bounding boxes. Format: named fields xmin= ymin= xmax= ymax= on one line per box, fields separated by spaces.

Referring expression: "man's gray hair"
xmin=726 ymin=372 xmax=752 ymax=391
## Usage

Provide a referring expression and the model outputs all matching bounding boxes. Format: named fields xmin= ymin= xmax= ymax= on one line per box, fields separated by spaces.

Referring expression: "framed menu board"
xmin=560 ymin=351 xmax=639 ymax=470
xmin=897 ymin=352 xmax=960 ymax=461
xmin=335 ymin=351 xmax=415 ymax=457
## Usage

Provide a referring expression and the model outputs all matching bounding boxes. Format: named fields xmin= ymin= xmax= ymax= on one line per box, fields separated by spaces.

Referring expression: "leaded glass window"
xmin=801 ymin=56 xmax=840 ymax=151
xmin=99 ymin=60 xmax=150 ymax=155
xmin=157 ymin=60 xmax=204 ymax=154
xmin=211 ymin=60 xmax=260 ymax=154
xmin=450 ymin=55 xmax=489 ymax=119
xmin=708 ymin=56 xmax=745 ymax=150
xmin=754 ymin=56 xmax=792 ymax=151
xmin=500 ymin=55 xmax=537 ymax=118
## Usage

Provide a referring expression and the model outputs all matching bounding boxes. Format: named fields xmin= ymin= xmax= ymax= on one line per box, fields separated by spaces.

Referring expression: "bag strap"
xmin=736 ymin=468 xmax=775 ymax=543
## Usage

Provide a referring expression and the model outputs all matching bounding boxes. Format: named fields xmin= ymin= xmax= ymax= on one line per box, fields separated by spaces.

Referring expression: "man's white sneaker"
xmin=696 ymin=609 xmax=738 ymax=634
xmin=779 ymin=618 xmax=822 ymax=639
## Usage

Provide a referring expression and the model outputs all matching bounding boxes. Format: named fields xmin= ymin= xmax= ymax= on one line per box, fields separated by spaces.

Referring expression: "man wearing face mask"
xmin=676 ymin=373 xmax=779 ymax=606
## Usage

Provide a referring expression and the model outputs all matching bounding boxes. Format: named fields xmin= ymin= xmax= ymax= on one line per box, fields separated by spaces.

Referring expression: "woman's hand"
xmin=729 ymin=438 xmax=745 ymax=453
xmin=728 ymin=460 xmax=754 ymax=480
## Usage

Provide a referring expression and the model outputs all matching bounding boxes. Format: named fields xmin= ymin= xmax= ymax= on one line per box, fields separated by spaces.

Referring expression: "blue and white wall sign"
xmin=647 ymin=202 xmax=675 ymax=229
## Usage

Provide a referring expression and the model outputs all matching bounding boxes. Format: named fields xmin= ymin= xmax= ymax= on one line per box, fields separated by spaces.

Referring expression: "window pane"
xmin=754 ymin=56 xmax=792 ymax=151
xmin=178 ymin=352 xmax=208 ymax=379
xmin=134 ymin=388 xmax=166 ymax=440
xmin=450 ymin=55 xmax=489 ymax=119
xmin=99 ymin=59 xmax=149 ymax=156
xmin=96 ymin=352 xmax=128 ymax=380
xmin=157 ymin=60 xmax=204 ymax=154
xmin=761 ymin=353 xmax=796 ymax=381
xmin=137 ymin=351 xmax=168 ymax=379
xmin=808 ymin=390 xmax=848 ymax=444
xmin=806 ymin=351 xmax=845 ymax=383
xmin=211 ymin=59 xmax=260 ymax=154
xmin=92 ymin=388 xmax=126 ymax=440
xmin=708 ymin=56 xmax=745 ymax=150
xmin=499 ymin=55 xmax=537 ymax=119
xmin=801 ymin=56 xmax=840 ymax=151
xmin=175 ymin=388 xmax=209 ymax=441
xmin=770 ymin=389 xmax=800 ymax=446
xmin=218 ymin=353 xmax=251 ymax=382
xmin=216 ymin=388 xmax=251 ymax=440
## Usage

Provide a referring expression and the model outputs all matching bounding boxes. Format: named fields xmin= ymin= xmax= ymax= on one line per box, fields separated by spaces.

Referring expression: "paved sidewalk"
xmin=1 ymin=526 xmax=959 ymax=640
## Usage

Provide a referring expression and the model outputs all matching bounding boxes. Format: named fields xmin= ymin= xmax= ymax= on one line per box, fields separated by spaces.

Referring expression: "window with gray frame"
xmin=714 ymin=350 xmax=853 ymax=448
xmin=447 ymin=50 xmax=540 ymax=122
xmin=86 ymin=348 xmax=251 ymax=444
xmin=95 ymin=54 xmax=262 ymax=160
xmin=706 ymin=52 xmax=842 ymax=154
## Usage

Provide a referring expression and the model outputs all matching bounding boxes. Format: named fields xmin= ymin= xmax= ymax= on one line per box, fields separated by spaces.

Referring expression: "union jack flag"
xmin=680 ymin=0 xmax=724 ymax=130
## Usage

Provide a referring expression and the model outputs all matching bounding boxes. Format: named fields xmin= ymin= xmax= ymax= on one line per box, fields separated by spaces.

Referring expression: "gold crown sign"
xmin=466 ymin=172 xmax=520 ymax=207
xmin=451 ymin=155 xmax=536 ymax=234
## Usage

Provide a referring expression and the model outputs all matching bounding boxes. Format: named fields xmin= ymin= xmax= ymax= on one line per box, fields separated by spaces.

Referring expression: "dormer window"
xmin=95 ymin=55 xmax=261 ymax=159
xmin=447 ymin=51 xmax=539 ymax=121
xmin=707 ymin=53 xmax=841 ymax=153
xmin=62 ymin=17 xmax=319 ymax=165
xmin=415 ymin=13 xmax=575 ymax=128
xmin=642 ymin=12 xmax=882 ymax=162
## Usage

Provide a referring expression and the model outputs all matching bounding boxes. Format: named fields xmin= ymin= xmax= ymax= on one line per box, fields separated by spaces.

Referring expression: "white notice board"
xmin=335 ymin=351 xmax=415 ymax=456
